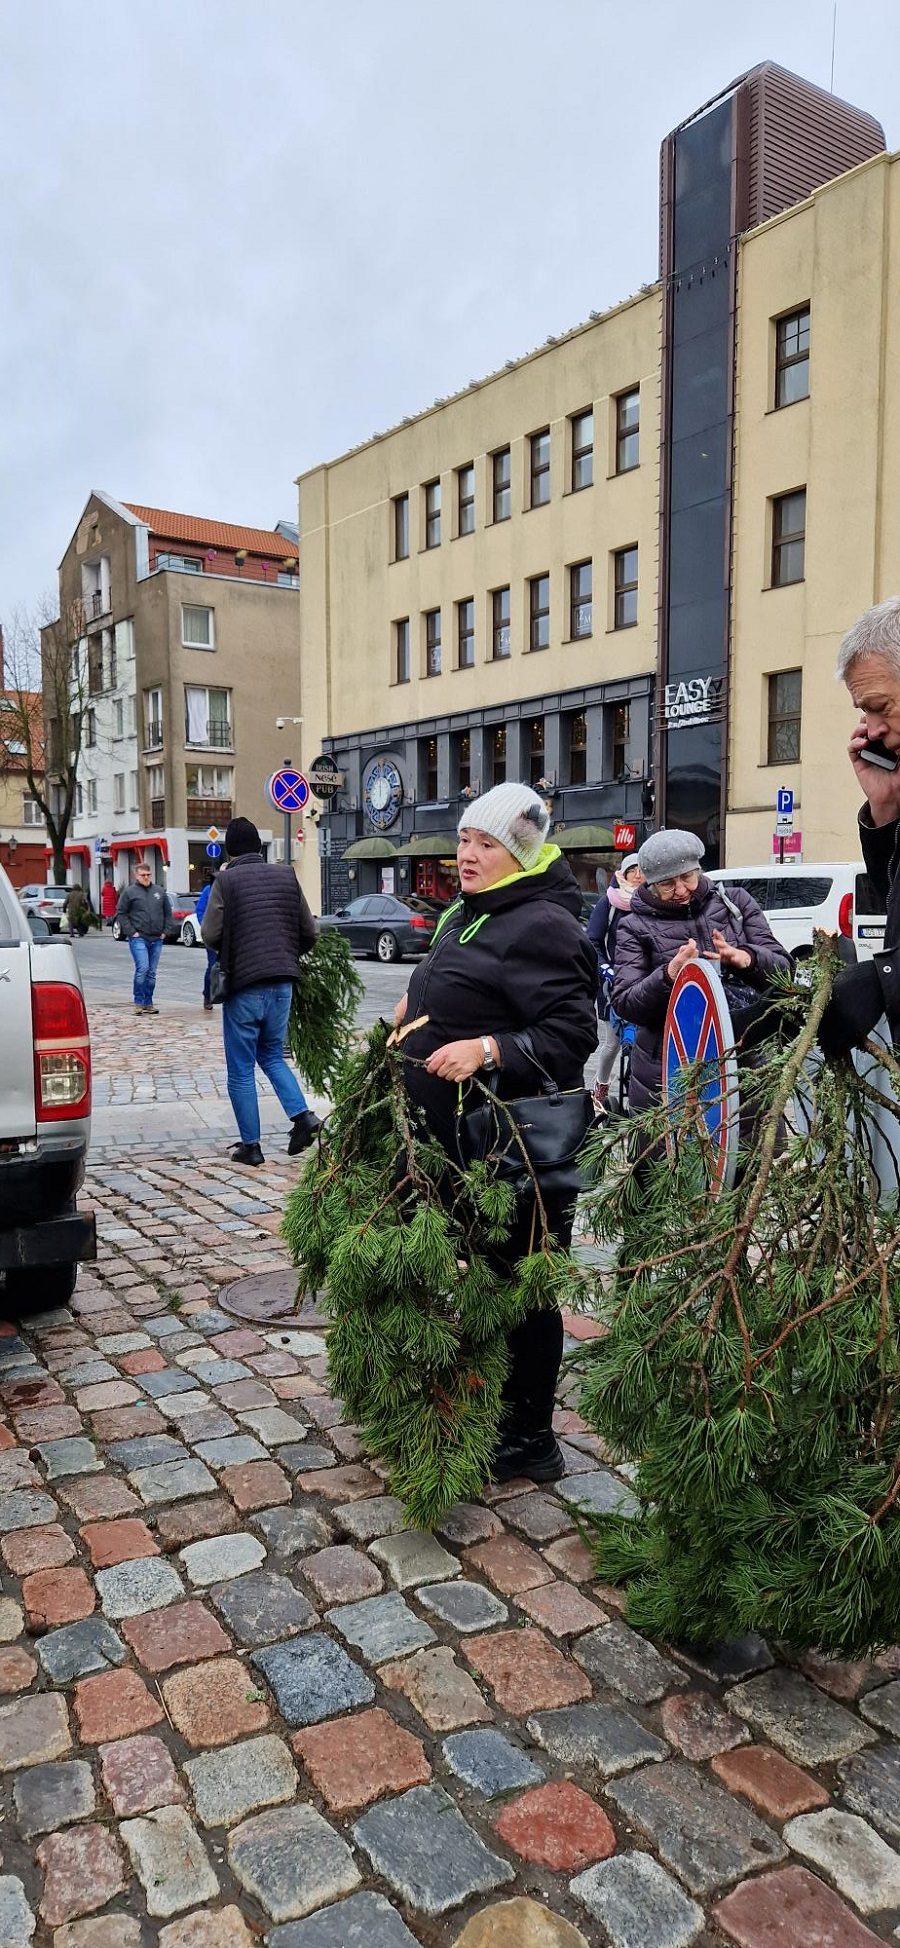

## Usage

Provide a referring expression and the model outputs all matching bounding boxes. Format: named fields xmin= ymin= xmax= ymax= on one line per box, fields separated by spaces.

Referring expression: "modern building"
xmin=48 ymin=493 xmax=301 ymax=900
xmin=296 ymin=62 xmax=891 ymax=910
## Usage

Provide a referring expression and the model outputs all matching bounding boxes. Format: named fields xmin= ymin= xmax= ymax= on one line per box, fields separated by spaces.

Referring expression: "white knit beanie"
xmin=457 ymin=782 xmax=551 ymax=868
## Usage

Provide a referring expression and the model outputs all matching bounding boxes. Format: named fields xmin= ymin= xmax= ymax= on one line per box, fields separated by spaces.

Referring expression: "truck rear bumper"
xmin=0 ymin=1145 xmax=86 ymax=1229
xmin=0 ymin=1210 xmax=96 ymax=1268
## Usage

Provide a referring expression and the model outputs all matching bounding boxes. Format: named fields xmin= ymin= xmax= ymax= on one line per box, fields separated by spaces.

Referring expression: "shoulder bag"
xmin=456 ymin=1031 xmax=595 ymax=1200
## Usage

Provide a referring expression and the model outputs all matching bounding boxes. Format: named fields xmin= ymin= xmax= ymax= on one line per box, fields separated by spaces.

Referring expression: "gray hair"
xmin=836 ymin=598 xmax=900 ymax=682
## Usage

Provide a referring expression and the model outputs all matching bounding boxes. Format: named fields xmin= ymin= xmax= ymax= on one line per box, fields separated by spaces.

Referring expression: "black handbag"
xmin=457 ymin=1032 xmax=595 ymax=1199
xmin=208 ymin=962 xmax=228 ymax=1005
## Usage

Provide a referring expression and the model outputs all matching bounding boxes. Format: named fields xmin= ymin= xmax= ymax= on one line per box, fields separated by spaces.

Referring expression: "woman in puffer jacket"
xmin=612 ymin=829 xmax=790 ymax=1114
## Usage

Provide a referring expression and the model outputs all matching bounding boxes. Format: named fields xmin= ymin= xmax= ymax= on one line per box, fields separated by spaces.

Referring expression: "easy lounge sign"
xmin=662 ymin=675 xmax=724 ymax=730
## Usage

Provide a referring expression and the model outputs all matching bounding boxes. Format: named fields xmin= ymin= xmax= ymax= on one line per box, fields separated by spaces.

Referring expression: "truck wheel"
xmin=3 ymin=1263 xmax=78 ymax=1310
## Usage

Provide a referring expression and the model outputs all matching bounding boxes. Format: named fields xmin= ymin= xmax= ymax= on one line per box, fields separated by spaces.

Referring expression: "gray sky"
xmin=2 ymin=0 xmax=897 ymax=617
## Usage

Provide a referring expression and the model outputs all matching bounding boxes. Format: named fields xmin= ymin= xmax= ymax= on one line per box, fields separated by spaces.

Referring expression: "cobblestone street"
xmin=1 ymin=987 xmax=900 ymax=1944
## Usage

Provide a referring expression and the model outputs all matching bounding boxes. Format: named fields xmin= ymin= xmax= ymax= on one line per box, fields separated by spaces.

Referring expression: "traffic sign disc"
xmin=266 ymin=769 xmax=310 ymax=813
xmin=662 ymin=959 xmax=740 ymax=1197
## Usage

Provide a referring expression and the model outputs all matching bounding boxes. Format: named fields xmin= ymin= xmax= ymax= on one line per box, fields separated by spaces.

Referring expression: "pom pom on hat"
xmin=457 ymin=782 xmax=550 ymax=868
xmin=637 ymin=828 xmax=705 ymax=885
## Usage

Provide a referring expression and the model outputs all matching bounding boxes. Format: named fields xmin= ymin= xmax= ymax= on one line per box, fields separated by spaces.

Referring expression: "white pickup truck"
xmin=0 ymin=860 xmax=96 ymax=1307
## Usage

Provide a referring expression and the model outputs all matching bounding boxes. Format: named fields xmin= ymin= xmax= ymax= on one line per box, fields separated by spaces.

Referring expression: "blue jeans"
xmin=203 ymin=950 xmax=218 ymax=1005
xmin=222 ymin=982 xmax=307 ymax=1144
xmin=128 ymin=935 xmax=163 ymax=1007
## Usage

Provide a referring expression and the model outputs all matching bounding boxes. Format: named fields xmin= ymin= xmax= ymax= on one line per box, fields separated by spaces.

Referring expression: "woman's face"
xmin=457 ymin=829 xmax=521 ymax=894
xmin=654 ymin=867 xmax=701 ymax=906
xmin=622 ymin=864 xmax=644 ymax=887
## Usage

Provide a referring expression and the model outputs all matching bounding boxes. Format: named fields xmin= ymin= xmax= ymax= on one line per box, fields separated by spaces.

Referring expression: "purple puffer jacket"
xmin=612 ymin=877 xmax=790 ymax=1111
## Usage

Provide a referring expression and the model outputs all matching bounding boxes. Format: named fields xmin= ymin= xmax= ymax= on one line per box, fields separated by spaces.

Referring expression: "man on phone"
xmin=820 ymin=597 xmax=900 ymax=1054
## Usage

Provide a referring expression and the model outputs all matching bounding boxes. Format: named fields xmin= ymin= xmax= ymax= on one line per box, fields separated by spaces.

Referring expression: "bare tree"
xmin=2 ymin=597 xmax=88 ymax=886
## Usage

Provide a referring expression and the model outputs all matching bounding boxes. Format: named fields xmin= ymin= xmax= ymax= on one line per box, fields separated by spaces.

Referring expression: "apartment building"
xmin=49 ymin=494 xmax=300 ymax=899
xmin=0 ymin=688 xmax=45 ymax=889
xmin=296 ymin=62 xmax=890 ymax=908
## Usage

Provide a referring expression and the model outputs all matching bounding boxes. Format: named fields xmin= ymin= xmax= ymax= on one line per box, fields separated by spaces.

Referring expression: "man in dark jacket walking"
xmin=201 ymin=817 xmax=319 ymax=1166
xmin=116 ymin=862 xmax=172 ymax=1015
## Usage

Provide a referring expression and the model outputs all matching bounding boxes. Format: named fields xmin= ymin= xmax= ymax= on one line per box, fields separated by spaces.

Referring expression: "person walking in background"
xmin=193 ymin=873 xmax=218 ymax=1012
xmin=115 ymin=862 xmax=171 ymax=1016
xmin=587 ymin=853 xmax=644 ymax=1113
xmin=201 ymin=817 xmax=320 ymax=1166
xmin=65 ymin=883 xmax=91 ymax=938
xmin=100 ymin=878 xmax=117 ymax=930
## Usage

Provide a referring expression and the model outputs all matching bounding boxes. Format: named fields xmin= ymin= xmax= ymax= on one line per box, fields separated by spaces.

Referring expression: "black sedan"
xmin=318 ymin=894 xmax=440 ymax=962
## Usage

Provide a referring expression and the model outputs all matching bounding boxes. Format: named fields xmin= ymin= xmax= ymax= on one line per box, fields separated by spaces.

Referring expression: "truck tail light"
xmin=32 ymin=983 xmax=92 ymax=1120
xmin=838 ymin=893 xmax=854 ymax=938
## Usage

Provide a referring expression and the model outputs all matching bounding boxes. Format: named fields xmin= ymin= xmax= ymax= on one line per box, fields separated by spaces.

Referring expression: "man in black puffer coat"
xmin=613 ymin=829 xmax=790 ymax=1112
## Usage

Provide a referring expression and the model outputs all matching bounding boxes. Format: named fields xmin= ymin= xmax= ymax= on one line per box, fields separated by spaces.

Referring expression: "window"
xmin=492 ymin=448 xmax=511 ymax=522
xmin=613 ymin=546 xmax=638 ymax=628
xmin=425 ymin=609 xmax=442 ymax=677
xmin=148 ymin=764 xmax=164 ymax=800
xmin=529 ymin=574 xmax=550 ymax=652
xmin=771 ymin=489 xmax=806 ymax=586
xmin=527 ymin=716 xmax=545 ymax=787
xmin=424 ymin=479 xmax=441 ymax=549
xmin=767 ymin=670 xmax=802 ymax=763
xmin=182 ymin=604 xmax=215 ymax=649
xmin=75 ymin=783 xmax=83 ymax=817
xmin=113 ymin=773 xmax=125 ymax=813
xmin=107 ymin=638 xmax=117 ymax=689
xmin=86 ymin=709 xmax=96 ymax=748
xmin=158 ymin=552 xmax=202 ymax=573
xmin=114 ymin=699 xmax=124 ymax=739
xmin=395 ymin=618 xmax=410 ymax=684
xmin=128 ymin=696 xmax=137 ymax=735
xmin=185 ymin=686 xmax=231 ymax=747
xmin=457 ymin=598 xmax=475 ymax=669
xmin=610 ymin=702 xmax=630 ymax=777
xmin=455 ymin=731 xmax=471 ymax=794
xmin=571 ymin=409 xmax=593 ymax=491
xmin=277 ymin=570 xmax=299 ymax=587
xmin=87 ymin=780 xmax=98 ymax=817
xmin=491 ymin=586 xmax=511 ymax=661
xmin=568 ymin=711 xmax=588 ymax=786
xmin=615 ymin=388 xmax=640 ymax=473
xmin=393 ymin=493 xmax=409 ymax=561
xmin=186 ymin=763 xmax=233 ymax=799
xmin=529 ymin=429 xmax=550 ymax=507
xmin=775 ymin=307 xmax=810 ymax=408
xmin=488 ymin=725 xmax=506 ymax=786
xmin=145 ymin=690 xmax=163 ymax=749
xmin=569 ymin=561 xmax=592 ymax=639
xmin=129 ymin=769 xmax=139 ymax=808
xmin=457 ymin=463 xmax=475 ymax=536
xmin=22 ymin=794 xmax=42 ymax=827
xmin=422 ymin=736 xmax=439 ymax=800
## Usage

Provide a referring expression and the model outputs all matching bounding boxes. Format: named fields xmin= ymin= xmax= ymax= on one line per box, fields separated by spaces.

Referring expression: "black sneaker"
xmin=490 ymin=1428 xmax=566 ymax=1484
xmin=230 ymin=1141 xmax=264 ymax=1167
xmin=288 ymin=1110 xmax=322 ymax=1156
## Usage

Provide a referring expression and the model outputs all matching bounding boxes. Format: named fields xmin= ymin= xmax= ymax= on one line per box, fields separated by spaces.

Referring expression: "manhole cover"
xmin=219 ymin=1269 xmax=327 ymax=1328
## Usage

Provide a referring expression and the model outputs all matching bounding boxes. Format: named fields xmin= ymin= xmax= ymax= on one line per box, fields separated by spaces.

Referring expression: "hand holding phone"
xmin=850 ymin=723 xmax=900 ymax=826
xmin=858 ymin=738 xmax=900 ymax=772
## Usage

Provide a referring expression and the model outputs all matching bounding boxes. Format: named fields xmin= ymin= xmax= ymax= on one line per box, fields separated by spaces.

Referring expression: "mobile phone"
xmin=859 ymin=739 xmax=900 ymax=772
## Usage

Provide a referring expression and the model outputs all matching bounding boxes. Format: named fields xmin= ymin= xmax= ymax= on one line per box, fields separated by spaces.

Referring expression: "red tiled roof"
xmin=123 ymin=505 xmax=298 ymax=558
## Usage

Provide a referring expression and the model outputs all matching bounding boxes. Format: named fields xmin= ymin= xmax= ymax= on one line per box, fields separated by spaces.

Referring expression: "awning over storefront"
xmin=45 ymin=842 xmax=92 ymax=862
xmin=393 ymin=832 xmax=458 ymax=857
xmin=108 ymin=835 xmax=170 ymax=863
xmin=342 ymin=836 xmax=398 ymax=860
xmin=554 ymin=824 xmax=616 ymax=850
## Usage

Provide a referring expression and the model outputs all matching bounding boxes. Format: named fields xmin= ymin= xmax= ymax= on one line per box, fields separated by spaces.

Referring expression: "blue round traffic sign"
xmin=266 ymin=768 xmax=310 ymax=813
xmin=662 ymin=959 xmax=740 ymax=1196
xmin=206 ymin=842 xmax=222 ymax=860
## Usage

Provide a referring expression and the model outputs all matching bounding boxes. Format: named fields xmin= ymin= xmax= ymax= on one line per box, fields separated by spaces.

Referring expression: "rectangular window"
xmin=571 ymin=409 xmax=593 ymax=490
xmin=527 ymin=716 xmax=545 ymax=787
xmin=491 ymin=586 xmax=511 ymax=661
xmin=568 ymin=711 xmax=588 ymax=786
xmin=393 ymin=493 xmax=409 ymax=560
xmin=611 ymin=702 xmax=630 ymax=778
xmin=86 ymin=709 xmax=96 ymax=748
xmin=148 ymin=765 xmax=164 ymax=799
xmin=424 ymin=479 xmax=441 ymax=549
xmin=185 ymin=686 xmax=231 ymax=747
xmin=22 ymin=794 xmax=42 ymax=826
xmin=492 ymin=447 xmax=511 ymax=522
xmin=145 ymin=691 xmax=163 ymax=749
xmin=455 ymin=731 xmax=471 ymax=794
xmin=613 ymin=545 xmax=638 ymax=628
xmin=771 ymin=489 xmax=806 ymax=586
xmin=767 ymin=669 xmax=802 ymax=763
xmin=107 ymin=638 xmax=117 ymax=689
xmin=423 ymin=736 xmax=438 ymax=801
xmin=129 ymin=769 xmax=139 ymax=808
xmin=775 ymin=307 xmax=810 ymax=407
xmin=569 ymin=560 xmax=592 ymax=639
xmin=158 ymin=552 xmax=202 ymax=573
xmin=529 ymin=428 xmax=551 ymax=507
xmin=395 ymin=618 xmax=410 ymax=684
xmin=425 ymin=608 xmax=442 ymax=677
xmin=615 ymin=387 xmax=640 ymax=473
xmin=529 ymin=573 xmax=550 ymax=651
xmin=457 ymin=463 xmax=475 ymax=536
xmin=114 ymin=699 xmax=124 ymax=739
xmin=113 ymin=773 xmax=125 ymax=813
xmin=186 ymin=763 xmax=233 ymax=798
xmin=488 ymin=725 xmax=506 ymax=787
xmin=87 ymin=779 xmax=98 ymax=817
xmin=457 ymin=598 xmax=475 ymax=669
xmin=182 ymin=604 xmax=214 ymax=649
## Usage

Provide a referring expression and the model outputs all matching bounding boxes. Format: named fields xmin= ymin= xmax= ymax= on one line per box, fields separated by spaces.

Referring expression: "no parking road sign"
xmin=266 ymin=768 xmax=310 ymax=814
xmin=662 ymin=958 xmax=739 ymax=1196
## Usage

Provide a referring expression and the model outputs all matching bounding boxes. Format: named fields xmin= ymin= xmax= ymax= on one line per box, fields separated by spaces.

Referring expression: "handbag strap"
xmin=507 ymin=1028 xmax=560 ymax=1096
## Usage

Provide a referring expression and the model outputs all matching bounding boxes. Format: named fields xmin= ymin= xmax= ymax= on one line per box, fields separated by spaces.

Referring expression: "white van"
xmin=706 ymin=863 xmax=886 ymax=963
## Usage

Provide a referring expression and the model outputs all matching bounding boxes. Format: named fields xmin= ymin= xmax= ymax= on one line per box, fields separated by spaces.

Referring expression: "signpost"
xmin=775 ymin=786 xmax=794 ymax=865
xmin=662 ymin=959 xmax=740 ymax=1196
xmin=206 ymin=842 xmax=221 ymax=861
xmin=266 ymin=768 xmax=309 ymax=868
xmin=613 ymin=821 xmax=637 ymax=851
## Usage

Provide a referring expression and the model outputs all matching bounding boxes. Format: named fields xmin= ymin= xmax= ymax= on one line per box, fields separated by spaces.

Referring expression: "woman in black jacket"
xmin=394 ymin=783 xmax=598 ymax=1483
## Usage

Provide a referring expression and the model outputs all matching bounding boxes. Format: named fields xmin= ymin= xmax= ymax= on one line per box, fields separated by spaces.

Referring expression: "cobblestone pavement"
xmin=1 ymin=1006 xmax=898 ymax=1943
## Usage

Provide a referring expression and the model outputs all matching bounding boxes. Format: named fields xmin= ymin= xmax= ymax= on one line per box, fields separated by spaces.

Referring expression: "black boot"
xmin=288 ymin=1110 xmax=322 ymax=1156
xmin=231 ymin=1141 xmax=264 ymax=1167
xmin=491 ymin=1425 xmax=565 ymax=1484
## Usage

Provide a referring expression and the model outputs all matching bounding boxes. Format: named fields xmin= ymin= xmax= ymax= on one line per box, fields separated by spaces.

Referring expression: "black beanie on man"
xmin=225 ymin=817 xmax=262 ymax=858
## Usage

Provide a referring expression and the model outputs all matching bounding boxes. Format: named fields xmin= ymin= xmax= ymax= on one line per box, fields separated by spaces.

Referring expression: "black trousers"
xmin=487 ymin=1188 xmax=573 ymax=1434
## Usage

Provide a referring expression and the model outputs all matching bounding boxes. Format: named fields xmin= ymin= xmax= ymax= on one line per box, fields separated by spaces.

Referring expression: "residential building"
xmin=48 ymin=494 xmax=300 ymax=899
xmin=0 ymin=674 xmax=46 ymax=890
xmin=295 ymin=62 xmax=890 ymax=908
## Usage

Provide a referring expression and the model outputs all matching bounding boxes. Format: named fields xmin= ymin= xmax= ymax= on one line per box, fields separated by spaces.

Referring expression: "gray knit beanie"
xmin=457 ymin=782 xmax=550 ymax=868
xmin=637 ymin=828 xmax=704 ymax=885
xmin=618 ymin=854 xmax=642 ymax=876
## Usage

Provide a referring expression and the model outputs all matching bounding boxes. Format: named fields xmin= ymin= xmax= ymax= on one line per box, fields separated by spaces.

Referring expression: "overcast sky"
xmin=2 ymin=0 xmax=898 ymax=618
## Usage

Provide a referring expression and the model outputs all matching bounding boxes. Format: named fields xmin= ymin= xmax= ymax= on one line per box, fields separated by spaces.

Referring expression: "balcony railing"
xmin=150 ymin=799 xmax=166 ymax=830
xmin=187 ymin=797 xmax=233 ymax=828
xmin=184 ymin=720 xmax=232 ymax=749
xmin=84 ymin=589 xmax=111 ymax=628
xmin=145 ymin=722 xmax=163 ymax=751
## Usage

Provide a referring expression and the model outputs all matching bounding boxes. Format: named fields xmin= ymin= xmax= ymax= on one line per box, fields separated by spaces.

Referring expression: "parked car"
xmin=0 ymin=861 xmax=96 ymax=1308
xmin=706 ymin=862 xmax=886 ymax=962
xmin=112 ymin=890 xmax=195 ymax=944
xmin=318 ymin=893 xmax=440 ymax=962
xmin=18 ymin=885 xmax=70 ymax=933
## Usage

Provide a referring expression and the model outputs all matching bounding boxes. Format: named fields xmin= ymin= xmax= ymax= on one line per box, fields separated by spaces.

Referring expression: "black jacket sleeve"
xmin=493 ymin=922 xmax=598 ymax=1089
xmin=115 ymin=885 xmax=137 ymax=937
xmin=859 ymin=809 xmax=899 ymax=914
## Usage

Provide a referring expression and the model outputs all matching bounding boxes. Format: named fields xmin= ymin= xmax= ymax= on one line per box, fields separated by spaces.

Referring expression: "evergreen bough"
xmin=286 ymin=929 xmax=364 ymax=1095
xmin=282 ymin=1022 xmax=582 ymax=1526
xmin=575 ymin=943 xmax=900 ymax=1657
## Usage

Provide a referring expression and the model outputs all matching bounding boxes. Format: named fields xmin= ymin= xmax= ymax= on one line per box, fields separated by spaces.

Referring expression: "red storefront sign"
xmin=613 ymin=822 xmax=637 ymax=851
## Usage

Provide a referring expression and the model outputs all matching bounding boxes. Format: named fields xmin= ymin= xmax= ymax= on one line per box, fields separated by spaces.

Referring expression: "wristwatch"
xmin=480 ymin=1036 xmax=497 ymax=1072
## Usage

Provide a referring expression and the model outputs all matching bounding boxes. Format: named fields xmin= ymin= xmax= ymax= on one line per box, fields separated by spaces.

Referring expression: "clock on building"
xmin=363 ymin=757 xmax=403 ymax=830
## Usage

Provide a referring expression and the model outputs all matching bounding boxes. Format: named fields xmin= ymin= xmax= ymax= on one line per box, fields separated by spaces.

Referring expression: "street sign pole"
xmin=283 ymin=756 xmax=292 ymax=866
